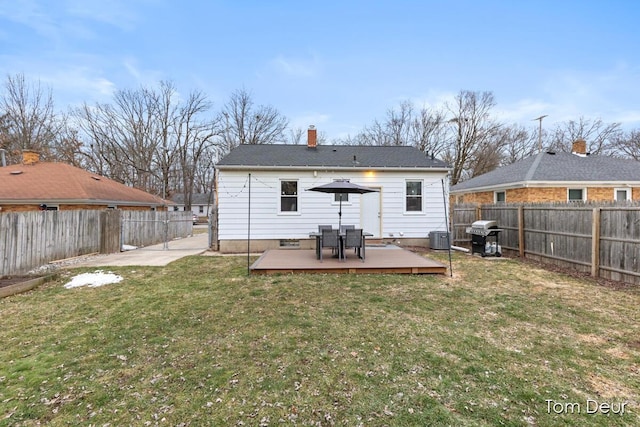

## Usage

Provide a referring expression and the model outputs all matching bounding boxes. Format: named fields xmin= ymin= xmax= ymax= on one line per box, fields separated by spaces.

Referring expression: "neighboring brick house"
xmin=451 ymin=140 xmax=640 ymax=204
xmin=0 ymin=150 xmax=168 ymax=212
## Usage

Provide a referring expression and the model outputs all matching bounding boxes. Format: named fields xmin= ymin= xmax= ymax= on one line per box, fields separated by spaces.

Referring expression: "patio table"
xmin=309 ymin=230 xmax=373 ymax=261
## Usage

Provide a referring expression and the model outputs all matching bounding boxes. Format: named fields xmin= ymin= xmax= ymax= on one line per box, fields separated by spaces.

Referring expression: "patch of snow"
xmin=64 ymin=270 xmax=123 ymax=289
xmin=122 ymin=244 xmax=138 ymax=251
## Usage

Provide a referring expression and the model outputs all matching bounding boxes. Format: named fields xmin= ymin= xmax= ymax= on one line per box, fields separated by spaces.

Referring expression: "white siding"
xmin=217 ymin=169 xmax=449 ymax=240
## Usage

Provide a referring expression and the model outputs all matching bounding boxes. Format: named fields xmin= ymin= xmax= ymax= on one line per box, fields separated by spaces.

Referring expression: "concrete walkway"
xmin=76 ymin=232 xmax=210 ymax=267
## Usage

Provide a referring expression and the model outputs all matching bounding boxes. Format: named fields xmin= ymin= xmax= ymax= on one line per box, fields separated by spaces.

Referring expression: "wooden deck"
xmin=250 ymin=246 xmax=447 ymax=275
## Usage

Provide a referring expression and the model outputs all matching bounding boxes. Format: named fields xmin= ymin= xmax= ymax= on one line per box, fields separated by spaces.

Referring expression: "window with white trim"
xmin=332 ymin=179 xmax=350 ymax=203
xmin=280 ymin=180 xmax=298 ymax=212
xmin=406 ymin=180 xmax=423 ymax=212
xmin=568 ymin=188 xmax=586 ymax=202
xmin=615 ymin=188 xmax=630 ymax=202
xmin=495 ymin=191 xmax=506 ymax=203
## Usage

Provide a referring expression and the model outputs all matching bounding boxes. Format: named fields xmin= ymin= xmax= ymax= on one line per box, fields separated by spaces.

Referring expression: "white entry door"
xmin=360 ymin=190 xmax=381 ymax=237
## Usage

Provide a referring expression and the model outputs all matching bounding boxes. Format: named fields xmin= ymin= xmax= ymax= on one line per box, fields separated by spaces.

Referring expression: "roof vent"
xmin=546 ymin=151 xmax=556 ymax=155
xmin=10 ymin=170 xmax=23 ymax=175
xmin=91 ymin=176 xmax=101 ymax=181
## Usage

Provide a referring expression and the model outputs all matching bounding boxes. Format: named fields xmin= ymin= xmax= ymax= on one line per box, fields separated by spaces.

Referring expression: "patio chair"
xmin=318 ymin=224 xmax=333 ymax=232
xmin=320 ymin=229 xmax=341 ymax=262
xmin=339 ymin=224 xmax=355 ymax=234
xmin=344 ymin=228 xmax=364 ymax=261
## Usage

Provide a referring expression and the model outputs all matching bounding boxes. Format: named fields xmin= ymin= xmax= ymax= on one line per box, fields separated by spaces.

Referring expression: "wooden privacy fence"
xmin=1 ymin=210 xmax=193 ymax=276
xmin=452 ymin=203 xmax=640 ymax=285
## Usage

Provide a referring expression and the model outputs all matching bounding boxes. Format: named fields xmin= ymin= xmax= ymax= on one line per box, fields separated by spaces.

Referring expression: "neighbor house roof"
xmin=0 ymin=162 xmax=167 ymax=206
xmin=171 ymin=192 xmax=215 ymax=205
xmin=217 ymin=144 xmax=450 ymax=170
xmin=451 ymin=151 xmax=640 ymax=193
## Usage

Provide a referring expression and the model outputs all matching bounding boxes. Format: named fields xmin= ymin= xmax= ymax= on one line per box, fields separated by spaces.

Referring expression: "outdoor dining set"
xmin=305 ymin=179 xmax=379 ymax=262
xmin=309 ymin=225 xmax=372 ymax=262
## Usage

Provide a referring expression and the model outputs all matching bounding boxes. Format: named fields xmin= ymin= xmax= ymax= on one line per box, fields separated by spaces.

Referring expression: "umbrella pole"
xmin=338 ymin=194 xmax=342 ymax=230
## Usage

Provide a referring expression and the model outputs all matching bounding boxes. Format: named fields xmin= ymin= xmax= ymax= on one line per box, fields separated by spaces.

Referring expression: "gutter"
xmin=216 ymin=165 xmax=452 ymax=173
xmin=450 ymin=180 xmax=640 ymax=194
xmin=0 ymin=198 xmax=169 ymax=207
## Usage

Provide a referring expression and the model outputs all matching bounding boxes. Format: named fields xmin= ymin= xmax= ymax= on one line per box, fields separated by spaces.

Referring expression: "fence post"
xmin=476 ymin=205 xmax=482 ymax=221
xmin=591 ymin=207 xmax=601 ymax=278
xmin=518 ymin=205 xmax=525 ymax=258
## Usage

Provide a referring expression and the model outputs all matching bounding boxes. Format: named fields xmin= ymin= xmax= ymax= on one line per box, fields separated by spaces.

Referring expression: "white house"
xmin=171 ymin=192 xmax=215 ymax=220
xmin=215 ymin=127 xmax=451 ymax=252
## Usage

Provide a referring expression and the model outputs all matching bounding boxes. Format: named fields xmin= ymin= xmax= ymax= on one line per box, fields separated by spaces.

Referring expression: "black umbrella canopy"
xmin=308 ymin=180 xmax=378 ymax=194
xmin=308 ymin=180 xmax=378 ymax=229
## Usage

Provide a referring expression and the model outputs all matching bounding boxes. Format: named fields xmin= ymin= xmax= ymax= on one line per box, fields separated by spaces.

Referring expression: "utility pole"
xmin=532 ymin=115 xmax=548 ymax=152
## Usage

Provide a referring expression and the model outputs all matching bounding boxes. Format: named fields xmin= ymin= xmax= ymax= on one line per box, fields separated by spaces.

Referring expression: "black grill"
xmin=466 ymin=220 xmax=503 ymax=257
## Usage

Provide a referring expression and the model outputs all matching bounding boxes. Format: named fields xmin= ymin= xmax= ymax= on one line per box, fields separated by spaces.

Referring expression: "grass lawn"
xmin=0 ymin=252 xmax=638 ymax=426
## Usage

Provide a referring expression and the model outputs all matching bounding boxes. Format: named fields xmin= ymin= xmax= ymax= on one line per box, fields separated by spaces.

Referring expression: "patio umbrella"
xmin=307 ymin=180 xmax=378 ymax=229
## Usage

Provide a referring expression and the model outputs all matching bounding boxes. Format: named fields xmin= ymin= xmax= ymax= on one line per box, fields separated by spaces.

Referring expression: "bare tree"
xmin=75 ymin=81 xmax=220 ymax=206
xmin=612 ymin=128 xmax=640 ymax=160
xmin=287 ymin=127 xmax=305 ymax=145
xmin=0 ymin=73 xmax=64 ymax=163
xmin=173 ymin=88 xmax=221 ymax=209
xmin=219 ymin=89 xmax=288 ymax=153
xmin=547 ymin=116 xmax=622 ymax=155
xmin=498 ymin=124 xmax=537 ymax=165
xmin=50 ymin=114 xmax=87 ymax=167
xmin=410 ymin=106 xmax=448 ymax=158
xmin=443 ymin=90 xmax=502 ymax=185
xmin=350 ymin=100 xmax=449 ymax=158
xmin=75 ymin=87 xmax=159 ymax=190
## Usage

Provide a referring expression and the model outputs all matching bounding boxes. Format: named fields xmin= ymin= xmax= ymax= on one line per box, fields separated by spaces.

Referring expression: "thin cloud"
xmin=269 ymin=54 xmax=322 ymax=78
xmin=122 ymin=57 xmax=164 ymax=87
xmin=65 ymin=0 xmax=145 ymax=31
xmin=0 ymin=0 xmax=61 ymax=41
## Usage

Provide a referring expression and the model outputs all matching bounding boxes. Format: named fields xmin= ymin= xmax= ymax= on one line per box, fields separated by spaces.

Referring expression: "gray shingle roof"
xmin=451 ymin=152 xmax=640 ymax=192
xmin=217 ymin=144 xmax=449 ymax=169
xmin=171 ymin=192 xmax=214 ymax=205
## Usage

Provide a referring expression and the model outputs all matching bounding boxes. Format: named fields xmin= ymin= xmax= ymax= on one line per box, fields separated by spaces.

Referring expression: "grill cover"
xmin=466 ymin=220 xmax=500 ymax=236
xmin=471 ymin=220 xmax=497 ymax=229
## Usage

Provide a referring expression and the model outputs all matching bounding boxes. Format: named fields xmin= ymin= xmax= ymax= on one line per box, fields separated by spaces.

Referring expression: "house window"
xmin=39 ymin=204 xmax=58 ymax=211
xmin=568 ymin=188 xmax=586 ymax=202
xmin=615 ymin=188 xmax=630 ymax=202
xmin=333 ymin=179 xmax=349 ymax=203
xmin=406 ymin=180 xmax=423 ymax=212
xmin=199 ymin=205 xmax=204 ymax=213
xmin=173 ymin=206 xmax=179 ymax=211
xmin=280 ymin=180 xmax=298 ymax=212
xmin=334 ymin=192 xmax=349 ymax=203
xmin=495 ymin=191 xmax=506 ymax=203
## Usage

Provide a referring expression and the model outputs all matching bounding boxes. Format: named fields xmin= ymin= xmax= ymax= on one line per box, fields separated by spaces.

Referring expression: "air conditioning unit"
xmin=429 ymin=231 xmax=450 ymax=250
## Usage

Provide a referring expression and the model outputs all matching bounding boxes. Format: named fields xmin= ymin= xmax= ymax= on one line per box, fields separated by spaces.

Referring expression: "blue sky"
xmin=1 ymin=0 xmax=639 ymax=139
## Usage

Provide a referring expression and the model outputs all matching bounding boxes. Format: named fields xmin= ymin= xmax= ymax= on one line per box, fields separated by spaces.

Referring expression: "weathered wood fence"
xmin=1 ymin=210 xmax=193 ymax=276
xmin=453 ymin=203 xmax=640 ymax=285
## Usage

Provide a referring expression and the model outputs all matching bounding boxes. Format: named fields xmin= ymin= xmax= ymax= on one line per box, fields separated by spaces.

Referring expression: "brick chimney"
xmin=307 ymin=125 xmax=317 ymax=148
xmin=22 ymin=150 xmax=40 ymax=165
xmin=572 ymin=139 xmax=587 ymax=155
